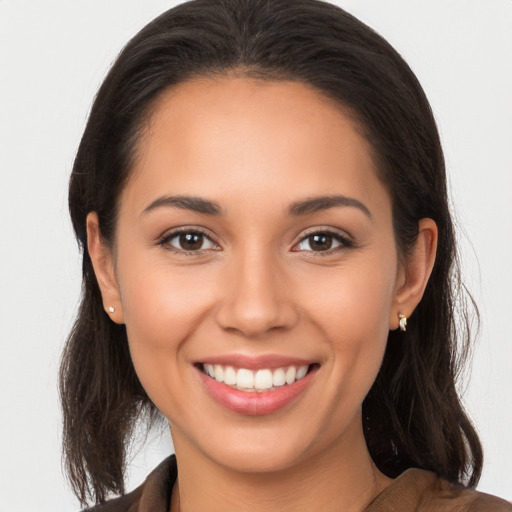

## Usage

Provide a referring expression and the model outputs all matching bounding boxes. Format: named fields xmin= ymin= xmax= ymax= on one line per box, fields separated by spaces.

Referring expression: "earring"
xmin=398 ymin=313 xmax=407 ymax=332
xmin=108 ymin=306 xmax=115 ymax=313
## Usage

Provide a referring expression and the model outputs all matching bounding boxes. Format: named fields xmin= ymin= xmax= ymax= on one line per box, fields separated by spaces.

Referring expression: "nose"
xmin=215 ymin=248 xmax=299 ymax=338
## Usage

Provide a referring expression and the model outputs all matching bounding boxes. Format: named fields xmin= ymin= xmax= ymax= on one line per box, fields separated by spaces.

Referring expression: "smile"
xmin=196 ymin=358 xmax=318 ymax=416
xmin=201 ymin=363 xmax=310 ymax=392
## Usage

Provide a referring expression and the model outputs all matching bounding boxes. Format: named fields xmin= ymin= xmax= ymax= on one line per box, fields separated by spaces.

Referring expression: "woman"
xmin=60 ymin=0 xmax=512 ymax=510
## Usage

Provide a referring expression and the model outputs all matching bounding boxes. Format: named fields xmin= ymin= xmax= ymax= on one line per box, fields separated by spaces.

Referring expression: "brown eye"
xmin=164 ymin=230 xmax=217 ymax=252
xmin=179 ymin=232 xmax=203 ymax=250
xmin=296 ymin=231 xmax=349 ymax=253
xmin=308 ymin=234 xmax=333 ymax=251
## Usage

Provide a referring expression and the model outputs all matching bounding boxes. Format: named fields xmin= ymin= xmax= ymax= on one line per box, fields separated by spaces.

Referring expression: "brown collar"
xmin=88 ymin=457 xmax=511 ymax=512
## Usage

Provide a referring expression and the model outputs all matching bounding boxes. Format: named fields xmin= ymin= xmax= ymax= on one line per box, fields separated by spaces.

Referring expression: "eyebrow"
xmin=142 ymin=193 xmax=371 ymax=219
xmin=288 ymin=195 xmax=372 ymax=219
xmin=142 ymin=195 xmax=223 ymax=216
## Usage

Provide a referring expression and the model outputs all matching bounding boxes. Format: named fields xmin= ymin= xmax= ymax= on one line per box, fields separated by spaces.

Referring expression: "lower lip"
xmin=197 ymin=367 xmax=316 ymax=416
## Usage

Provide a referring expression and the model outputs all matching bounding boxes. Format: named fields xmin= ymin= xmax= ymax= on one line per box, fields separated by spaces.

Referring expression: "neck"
xmin=169 ymin=416 xmax=391 ymax=512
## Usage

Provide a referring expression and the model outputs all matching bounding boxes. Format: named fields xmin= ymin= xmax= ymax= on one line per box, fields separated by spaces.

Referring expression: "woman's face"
xmin=96 ymin=77 xmax=410 ymax=472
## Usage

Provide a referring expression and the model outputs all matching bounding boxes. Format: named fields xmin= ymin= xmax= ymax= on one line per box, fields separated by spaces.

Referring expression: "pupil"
xmin=310 ymin=234 xmax=332 ymax=251
xmin=180 ymin=233 xmax=203 ymax=250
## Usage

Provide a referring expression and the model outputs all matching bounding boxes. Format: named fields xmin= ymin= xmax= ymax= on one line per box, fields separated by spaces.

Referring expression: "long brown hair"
xmin=60 ymin=0 xmax=482 ymax=505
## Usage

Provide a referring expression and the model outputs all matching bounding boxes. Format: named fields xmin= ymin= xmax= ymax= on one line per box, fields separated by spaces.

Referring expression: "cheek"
xmin=303 ymin=255 xmax=395 ymax=334
xmin=115 ymin=252 xmax=216 ymax=394
xmin=299 ymin=255 xmax=396 ymax=391
xmin=118 ymin=242 xmax=214 ymax=333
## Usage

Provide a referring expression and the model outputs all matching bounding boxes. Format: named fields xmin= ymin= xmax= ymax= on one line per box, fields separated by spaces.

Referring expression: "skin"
xmin=87 ymin=77 xmax=437 ymax=512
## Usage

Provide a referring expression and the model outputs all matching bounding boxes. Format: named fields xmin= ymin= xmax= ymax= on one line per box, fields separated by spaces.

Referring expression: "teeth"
xmin=202 ymin=363 xmax=310 ymax=392
xmin=254 ymin=369 xmax=273 ymax=390
xmin=272 ymin=368 xmax=286 ymax=386
xmin=223 ymin=366 xmax=237 ymax=386
xmin=205 ymin=364 xmax=215 ymax=378
xmin=285 ymin=366 xmax=296 ymax=385
xmin=214 ymin=364 xmax=224 ymax=382
xmin=237 ymin=368 xmax=254 ymax=389
xmin=296 ymin=365 xmax=308 ymax=379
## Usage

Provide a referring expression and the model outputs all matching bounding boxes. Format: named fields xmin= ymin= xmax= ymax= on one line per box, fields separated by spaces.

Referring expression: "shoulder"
xmin=84 ymin=489 xmax=143 ymax=512
xmin=82 ymin=455 xmax=177 ymax=512
xmin=366 ymin=468 xmax=512 ymax=512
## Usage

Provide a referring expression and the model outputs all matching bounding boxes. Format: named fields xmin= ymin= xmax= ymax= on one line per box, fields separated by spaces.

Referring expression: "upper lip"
xmin=196 ymin=354 xmax=316 ymax=370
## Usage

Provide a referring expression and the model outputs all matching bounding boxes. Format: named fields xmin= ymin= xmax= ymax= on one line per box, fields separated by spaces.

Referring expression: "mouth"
xmin=199 ymin=363 xmax=314 ymax=392
xmin=195 ymin=358 xmax=319 ymax=416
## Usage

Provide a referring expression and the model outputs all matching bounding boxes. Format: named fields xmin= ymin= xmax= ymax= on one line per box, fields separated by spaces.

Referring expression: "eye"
xmin=161 ymin=230 xmax=218 ymax=252
xmin=295 ymin=231 xmax=351 ymax=253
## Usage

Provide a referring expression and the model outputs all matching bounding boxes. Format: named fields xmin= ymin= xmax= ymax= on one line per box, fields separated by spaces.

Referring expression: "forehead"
xmin=123 ymin=76 xmax=388 ymax=219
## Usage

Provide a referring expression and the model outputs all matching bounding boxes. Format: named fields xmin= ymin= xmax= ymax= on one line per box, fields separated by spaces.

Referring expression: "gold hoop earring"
xmin=398 ymin=313 xmax=407 ymax=332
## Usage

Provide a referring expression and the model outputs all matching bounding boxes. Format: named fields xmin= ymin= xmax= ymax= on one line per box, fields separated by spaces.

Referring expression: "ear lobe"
xmin=390 ymin=218 xmax=438 ymax=330
xmin=86 ymin=212 xmax=125 ymax=324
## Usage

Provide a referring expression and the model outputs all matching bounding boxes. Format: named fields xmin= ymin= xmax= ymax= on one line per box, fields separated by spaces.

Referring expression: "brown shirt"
xmin=86 ymin=456 xmax=512 ymax=512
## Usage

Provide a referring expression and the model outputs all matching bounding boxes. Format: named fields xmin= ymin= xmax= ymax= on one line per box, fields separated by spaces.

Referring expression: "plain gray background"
xmin=0 ymin=1 xmax=511 ymax=510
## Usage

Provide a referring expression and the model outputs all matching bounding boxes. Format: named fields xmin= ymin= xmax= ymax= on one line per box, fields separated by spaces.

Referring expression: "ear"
xmin=390 ymin=218 xmax=438 ymax=330
xmin=86 ymin=212 xmax=125 ymax=324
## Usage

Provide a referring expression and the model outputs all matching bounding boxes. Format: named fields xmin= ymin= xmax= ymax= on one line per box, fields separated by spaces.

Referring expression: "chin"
xmin=206 ymin=436 xmax=310 ymax=474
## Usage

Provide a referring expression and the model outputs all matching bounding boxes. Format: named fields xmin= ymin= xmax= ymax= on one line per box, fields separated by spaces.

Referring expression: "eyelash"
xmin=157 ymin=228 xmax=354 ymax=256
xmin=158 ymin=228 xmax=218 ymax=255
xmin=293 ymin=229 xmax=354 ymax=256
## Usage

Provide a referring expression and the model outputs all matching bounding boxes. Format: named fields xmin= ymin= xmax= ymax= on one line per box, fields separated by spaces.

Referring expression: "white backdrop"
xmin=0 ymin=1 xmax=510 ymax=510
